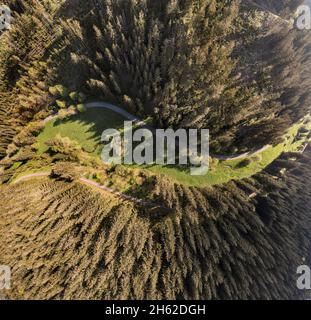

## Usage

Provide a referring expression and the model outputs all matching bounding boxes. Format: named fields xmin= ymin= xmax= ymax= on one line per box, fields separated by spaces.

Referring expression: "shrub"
xmin=78 ymin=92 xmax=86 ymax=103
xmin=69 ymin=91 xmax=79 ymax=102
xmin=48 ymin=86 xmax=59 ymax=96
xmin=50 ymin=162 xmax=80 ymax=182
xmin=237 ymin=158 xmax=252 ymax=168
xmin=54 ymin=85 xmax=69 ymax=98
xmin=56 ymin=100 xmax=67 ymax=109
xmin=46 ymin=135 xmax=82 ymax=161
xmin=77 ymin=104 xmax=86 ymax=113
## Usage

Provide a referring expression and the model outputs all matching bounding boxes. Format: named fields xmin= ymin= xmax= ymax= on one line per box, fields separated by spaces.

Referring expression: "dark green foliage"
xmin=237 ymin=158 xmax=252 ymax=168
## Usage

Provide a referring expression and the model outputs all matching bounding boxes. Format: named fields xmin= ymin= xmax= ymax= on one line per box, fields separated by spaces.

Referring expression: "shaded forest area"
xmin=1 ymin=0 xmax=311 ymax=155
xmin=0 ymin=148 xmax=311 ymax=300
xmin=0 ymin=0 xmax=311 ymax=300
xmin=58 ymin=0 xmax=311 ymax=151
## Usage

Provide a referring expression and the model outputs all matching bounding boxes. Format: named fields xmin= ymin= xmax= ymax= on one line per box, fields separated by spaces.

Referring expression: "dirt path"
xmin=12 ymin=172 xmax=51 ymax=184
xmin=85 ymin=101 xmax=271 ymax=161
xmin=79 ymin=178 xmax=153 ymax=206
xmin=212 ymin=145 xmax=271 ymax=161
xmin=41 ymin=100 xmax=271 ymax=161
xmin=12 ymin=172 xmax=165 ymax=208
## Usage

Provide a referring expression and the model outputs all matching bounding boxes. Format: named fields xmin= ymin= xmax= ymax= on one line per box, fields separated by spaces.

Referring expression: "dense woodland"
xmin=0 ymin=0 xmax=310 ymax=300
xmin=1 ymin=148 xmax=311 ymax=300
xmin=59 ymin=0 xmax=311 ymax=151
xmin=1 ymin=0 xmax=311 ymax=154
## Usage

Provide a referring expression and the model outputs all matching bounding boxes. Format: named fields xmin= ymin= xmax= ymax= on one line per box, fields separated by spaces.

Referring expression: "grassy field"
xmin=36 ymin=108 xmax=126 ymax=155
xmin=146 ymin=119 xmax=310 ymax=186
xmin=34 ymin=108 xmax=310 ymax=186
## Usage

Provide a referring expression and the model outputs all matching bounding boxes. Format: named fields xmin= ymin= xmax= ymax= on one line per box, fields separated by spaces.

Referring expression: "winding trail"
xmin=41 ymin=100 xmax=271 ymax=161
xmin=86 ymin=101 xmax=153 ymax=130
xmin=212 ymin=145 xmax=271 ymax=161
xmin=12 ymin=172 xmax=51 ymax=184
xmin=12 ymin=172 xmax=167 ymax=209
xmin=84 ymin=101 xmax=271 ymax=161
xmin=10 ymin=101 xmax=274 ymax=203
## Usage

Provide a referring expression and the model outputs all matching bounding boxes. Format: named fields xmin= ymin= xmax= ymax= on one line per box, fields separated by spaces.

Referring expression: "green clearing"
xmin=36 ymin=108 xmax=126 ymax=156
xmin=35 ymin=108 xmax=310 ymax=187
xmin=145 ymin=128 xmax=298 ymax=186
xmin=146 ymin=119 xmax=310 ymax=186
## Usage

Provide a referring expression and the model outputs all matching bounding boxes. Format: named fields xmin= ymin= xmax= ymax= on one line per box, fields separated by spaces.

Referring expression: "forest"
xmin=0 ymin=0 xmax=310 ymax=300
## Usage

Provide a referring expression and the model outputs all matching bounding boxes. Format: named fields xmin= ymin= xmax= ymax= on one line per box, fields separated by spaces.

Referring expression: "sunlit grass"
xmin=143 ymin=119 xmax=310 ymax=186
xmin=35 ymin=108 xmax=126 ymax=155
xmin=34 ymin=108 xmax=310 ymax=187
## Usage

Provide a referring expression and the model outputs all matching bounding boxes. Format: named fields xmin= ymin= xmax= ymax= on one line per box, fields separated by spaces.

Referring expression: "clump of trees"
xmin=49 ymin=84 xmax=86 ymax=115
xmin=46 ymin=134 xmax=83 ymax=162
xmin=50 ymin=162 xmax=81 ymax=182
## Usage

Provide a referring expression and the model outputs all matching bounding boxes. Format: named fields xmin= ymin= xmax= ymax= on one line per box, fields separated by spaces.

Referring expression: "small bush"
xmin=50 ymin=162 xmax=80 ymax=182
xmin=77 ymin=104 xmax=86 ymax=113
xmin=55 ymin=85 xmax=69 ymax=97
xmin=48 ymin=86 xmax=59 ymax=96
xmin=237 ymin=158 xmax=252 ymax=168
xmin=69 ymin=91 xmax=79 ymax=102
xmin=56 ymin=100 xmax=67 ymax=109
xmin=78 ymin=92 xmax=86 ymax=103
